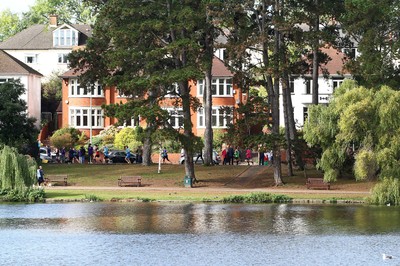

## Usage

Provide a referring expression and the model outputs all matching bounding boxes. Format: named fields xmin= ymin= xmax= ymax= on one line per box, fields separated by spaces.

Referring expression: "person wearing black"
xmin=37 ymin=166 xmax=44 ymax=186
xmin=195 ymin=149 xmax=204 ymax=164
xmin=227 ymin=145 xmax=234 ymax=165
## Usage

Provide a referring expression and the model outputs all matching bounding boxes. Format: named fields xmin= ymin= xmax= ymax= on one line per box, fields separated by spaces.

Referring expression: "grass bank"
xmin=42 ymin=163 xmax=374 ymax=202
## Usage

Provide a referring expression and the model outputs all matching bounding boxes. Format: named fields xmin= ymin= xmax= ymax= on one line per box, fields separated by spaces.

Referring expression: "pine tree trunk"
xmin=203 ymin=71 xmax=213 ymax=165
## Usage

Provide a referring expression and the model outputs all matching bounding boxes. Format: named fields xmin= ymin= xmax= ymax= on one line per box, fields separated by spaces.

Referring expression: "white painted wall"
xmin=4 ymin=49 xmax=71 ymax=81
xmin=280 ymin=75 xmax=352 ymax=128
xmin=0 ymin=74 xmax=41 ymax=127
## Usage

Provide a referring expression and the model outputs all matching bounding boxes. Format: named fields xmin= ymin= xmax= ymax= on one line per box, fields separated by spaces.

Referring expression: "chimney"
xmin=49 ymin=15 xmax=58 ymax=27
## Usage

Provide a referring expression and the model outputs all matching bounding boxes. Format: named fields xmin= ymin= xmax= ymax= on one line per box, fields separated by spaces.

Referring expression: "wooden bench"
xmin=45 ymin=175 xmax=68 ymax=186
xmin=306 ymin=178 xmax=330 ymax=190
xmin=118 ymin=176 xmax=142 ymax=187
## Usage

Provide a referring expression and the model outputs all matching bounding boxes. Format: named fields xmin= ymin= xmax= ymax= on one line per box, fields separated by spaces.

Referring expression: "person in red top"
xmin=245 ymin=148 xmax=253 ymax=165
xmin=221 ymin=148 xmax=227 ymax=165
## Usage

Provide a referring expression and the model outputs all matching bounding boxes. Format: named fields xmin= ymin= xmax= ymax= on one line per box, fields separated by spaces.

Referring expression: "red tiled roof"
xmin=212 ymin=56 xmax=234 ymax=77
xmin=319 ymin=46 xmax=350 ymax=75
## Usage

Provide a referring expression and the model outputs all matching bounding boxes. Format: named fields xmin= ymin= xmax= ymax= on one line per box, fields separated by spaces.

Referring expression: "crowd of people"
xmin=42 ymin=144 xmax=142 ymax=164
xmin=220 ymin=145 xmax=273 ymax=166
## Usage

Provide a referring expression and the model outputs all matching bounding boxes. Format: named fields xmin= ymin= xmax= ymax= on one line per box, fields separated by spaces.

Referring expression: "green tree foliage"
xmin=0 ymin=10 xmax=24 ymax=42
xmin=0 ymin=81 xmax=38 ymax=153
xmin=0 ymin=0 xmax=97 ymax=42
xmin=369 ymin=177 xmax=400 ymax=206
xmin=41 ymin=71 xmax=62 ymax=113
xmin=341 ymin=0 xmax=400 ymax=88
xmin=22 ymin=0 xmax=98 ymax=25
xmin=114 ymin=127 xmax=141 ymax=150
xmin=0 ymin=145 xmax=37 ymax=190
xmin=69 ymin=0 xmax=210 ymax=180
xmin=304 ymin=80 xmax=400 ymax=182
xmin=50 ymin=127 xmax=82 ymax=149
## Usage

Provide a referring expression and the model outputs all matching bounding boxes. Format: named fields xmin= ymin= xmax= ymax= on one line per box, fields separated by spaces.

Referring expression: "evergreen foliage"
xmin=0 ymin=81 xmax=38 ymax=153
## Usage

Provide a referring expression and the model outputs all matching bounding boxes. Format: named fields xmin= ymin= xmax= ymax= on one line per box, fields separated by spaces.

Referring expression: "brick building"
xmin=59 ymin=56 xmax=246 ymax=138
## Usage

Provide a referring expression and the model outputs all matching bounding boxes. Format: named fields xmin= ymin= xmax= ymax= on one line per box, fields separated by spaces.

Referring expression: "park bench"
xmin=306 ymin=178 xmax=330 ymax=190
xmin=118 ymin=176 xmax=142 ymax=187
xmin=45 ymin=175 xmax=68 ymax=186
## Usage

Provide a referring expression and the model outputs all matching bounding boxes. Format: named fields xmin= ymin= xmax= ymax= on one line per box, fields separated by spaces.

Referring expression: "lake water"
xmin=0 ymin=202 xmax=399 ymax=266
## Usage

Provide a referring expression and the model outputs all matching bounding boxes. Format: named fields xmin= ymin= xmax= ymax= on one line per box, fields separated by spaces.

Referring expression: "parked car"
xmin=39 ymin=147 xmax=56 ymax=162
xmin=108 ymin=150 xmax=136 ymax=163
xmin=179 ymin=150 xmax=221 ymax=165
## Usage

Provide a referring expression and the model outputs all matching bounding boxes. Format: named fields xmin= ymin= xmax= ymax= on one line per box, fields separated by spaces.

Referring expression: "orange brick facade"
xmin=60 ymin=57 xmax=246 ymax=138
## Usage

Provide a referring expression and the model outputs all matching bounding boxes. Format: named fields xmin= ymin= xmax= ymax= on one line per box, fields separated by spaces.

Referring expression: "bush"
xmin=368 ymin=177 xmax=400 ymax=205
xmin=222 ymin=192 xmax=292 ymax=203
xmin=114 ymin=127 xmax=141 ymax=150
xmin=50 ymin=127 xmax=84 ymax=148
xmin=354 ymin=149 xmax=378 ymax=180
xmin=0 ymin=188 xmax=45 ymax=202
xmin=50 ymin=133 xmax=74 ymax=149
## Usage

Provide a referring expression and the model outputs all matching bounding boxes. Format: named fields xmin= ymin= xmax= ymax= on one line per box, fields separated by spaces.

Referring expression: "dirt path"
xmin=45 ymin=165 xmax=371 ymax=196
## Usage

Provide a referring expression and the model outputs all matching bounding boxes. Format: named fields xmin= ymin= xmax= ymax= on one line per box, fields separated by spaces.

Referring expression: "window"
xmin=332 ymin=78 xmax=344 ymax=90
xmin=68 ymin=78 xmax=104 ymax=97
xmin=303 ymin=107 xmax=309 ymax=124
xmin=58 ymin=53 xmax=69 ymax=64
xmin=289 ymin=77 xmax=295 ymax=93
xmin=305 ymin=78 xmax=312 ymax=94
xmin=197 ymin=80 xmax=204 ymax=96
xmin=25 ymin=54 xmax=37 ymax=64
xmin=0 ymin=78 xmax=14 ymax=83
xmin=198 ymin=78 xmax=232 ymax=96
xmin=343 ymin=48 xmax=357 ymax=59
xmin=166 ymin=109 xmax=184 ymax=128
xmin=124 ymin=116 xmax=140 ymax=127
xmin=165 ymin=83 xmax=180 ymax=97
xmin=53 ymin=27 xmax=78 ymax=47
xmin=198 ymin=107 xmax=233 ymax=128
xmin=69 ymin=107 xmax=104 ymax=128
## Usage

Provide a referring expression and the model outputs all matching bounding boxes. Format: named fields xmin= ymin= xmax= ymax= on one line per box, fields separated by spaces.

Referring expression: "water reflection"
xmin=1 ymin=203 xmax=400 ymax=266
xmin=1 ymin=203 xmax=400 ymax=235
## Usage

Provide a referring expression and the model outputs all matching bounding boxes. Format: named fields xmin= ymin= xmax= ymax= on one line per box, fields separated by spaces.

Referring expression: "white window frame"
xmin=165 ymin=108 xmax=184 ymax=128
xmin=53 ymin=27 xmax=78 ymax=47
xmin=69 ymin=107 xmax=104 ymax=129
xmin=165 ymin=83 xmax=180 ymax=97
xmin=197 ymin=107 xmax=233 ymax=128
xmin=68 ymin=78 xmax=104 ymax=97
xmin=332 ymin=78 xmax=344 ymax=90
xmin=123 ymin=116 xmax=140 ymax=128
xmin=197 ymin=78 xmax=233 ymax=97
xmin=58 ymin=53 xmax=69 ymax=64
xmin=0 ymin=77 xmax=15 ymax=83
xmin=25 ymin=54 xmax=38 ymax=64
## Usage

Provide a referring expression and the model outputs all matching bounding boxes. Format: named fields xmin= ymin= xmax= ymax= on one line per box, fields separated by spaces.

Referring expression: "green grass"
xmin=41 ymin=163 xmax=373 ymax=202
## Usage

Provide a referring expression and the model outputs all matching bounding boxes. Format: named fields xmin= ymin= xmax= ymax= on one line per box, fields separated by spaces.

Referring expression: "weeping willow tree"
xmin=0 ymin=145 xmax=37 ymax=190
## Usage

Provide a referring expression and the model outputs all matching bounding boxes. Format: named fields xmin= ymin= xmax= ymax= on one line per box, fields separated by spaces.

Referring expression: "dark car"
xmin=108 ymin=150 xmax=136 ymax=163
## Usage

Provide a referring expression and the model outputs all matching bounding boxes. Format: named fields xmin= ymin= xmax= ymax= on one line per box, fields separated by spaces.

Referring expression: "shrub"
xmin=50 ymin=133 xmax=74 ymax=149
xmin=222 ymin=192 xmax=292 ymax=203
xmin=50 ymin=127 xmax=83 ymax=148
xmin=354 ymin=149 xmax=378 ymax=180
xmin=114 ymin=127 xmax=141 ymax=150
xmin=0 ymin=146 xmax=36 ymax=190
xmin=368 ymin=177 xmax=400 ymax=205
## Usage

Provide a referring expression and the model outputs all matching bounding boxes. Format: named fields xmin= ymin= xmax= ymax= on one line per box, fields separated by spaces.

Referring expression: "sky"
xmin=0 ymin=0 xmax=37 ymax=13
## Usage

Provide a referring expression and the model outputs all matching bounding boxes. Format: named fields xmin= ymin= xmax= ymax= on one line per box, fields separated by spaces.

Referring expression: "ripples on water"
xmin=0 ymin=203 xmax=399 ymax=266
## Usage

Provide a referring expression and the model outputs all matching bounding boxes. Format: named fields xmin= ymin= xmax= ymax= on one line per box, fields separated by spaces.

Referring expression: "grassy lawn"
xmin=42 ymin=163 xmax=374 ymax=202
